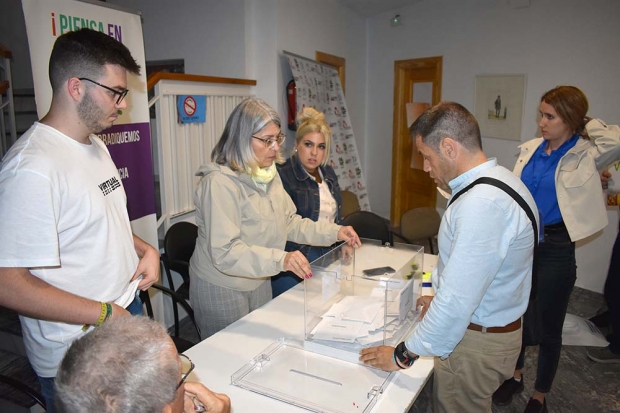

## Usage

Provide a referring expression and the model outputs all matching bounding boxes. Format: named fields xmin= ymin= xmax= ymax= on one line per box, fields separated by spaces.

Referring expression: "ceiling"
xmin=337 ymin=0 xmax=425 ymax=17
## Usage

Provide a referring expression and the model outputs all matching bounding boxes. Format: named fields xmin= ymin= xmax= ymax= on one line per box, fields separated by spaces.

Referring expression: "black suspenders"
xmin=447 ymin=177 xmax=539 ymax=299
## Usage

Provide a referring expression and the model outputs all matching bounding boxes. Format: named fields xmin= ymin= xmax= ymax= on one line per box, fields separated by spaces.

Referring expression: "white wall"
xmin=108 ymin=0 xmax=247 ymax=78
xmin=0 ymin=0 xmax=34 ymax=89
xmin=273 ymin=0 xmax=368 ymax=162
xmin=365 ymin=0 xmax=620 ymax=292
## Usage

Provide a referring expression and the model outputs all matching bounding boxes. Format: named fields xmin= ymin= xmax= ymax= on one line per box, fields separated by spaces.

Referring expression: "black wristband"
xmin=394 ymin=341 xmax=419 ymax=369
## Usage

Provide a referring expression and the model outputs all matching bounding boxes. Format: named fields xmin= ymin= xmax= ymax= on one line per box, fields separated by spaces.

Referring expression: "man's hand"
xmin=337 ymin=226 xmax=362 ymax=248
xmin=359 ymin=346 xmax=400 ymax=371
xmin=417 ymin=295 xmax=434 ymax=320
xmin=183 ymin=382 xmax=230 ymax=413
xmin=131 ymin=235 xmax=160 ymax=290
xmin=283 ymin=251 xmax=312 ymax=279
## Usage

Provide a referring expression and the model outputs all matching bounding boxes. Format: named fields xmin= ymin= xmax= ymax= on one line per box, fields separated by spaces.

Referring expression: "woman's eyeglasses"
xmin=252 ymin=133 xmax=286 ymax=148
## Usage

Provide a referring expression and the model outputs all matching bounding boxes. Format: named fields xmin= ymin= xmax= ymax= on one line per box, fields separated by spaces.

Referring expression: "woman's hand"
xmin=601 ymin=170 xmax=612 ymax=190
xmin=337 ymin=226 xmax=362 ymax=248
xmin=283 ymin=251 xmax=312 ymax=279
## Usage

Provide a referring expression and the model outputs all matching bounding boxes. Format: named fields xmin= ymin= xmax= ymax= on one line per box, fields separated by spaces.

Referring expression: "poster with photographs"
xmin=285 ymin=53 xmax=370 ymax=211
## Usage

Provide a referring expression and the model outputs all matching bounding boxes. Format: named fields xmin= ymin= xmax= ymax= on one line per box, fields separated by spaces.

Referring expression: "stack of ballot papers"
xmin=310 ymin=295 xmax=408 ymax=346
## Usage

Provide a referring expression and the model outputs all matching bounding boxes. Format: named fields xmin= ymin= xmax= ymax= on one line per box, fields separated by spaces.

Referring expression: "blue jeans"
xmin=271 ymin=247 xmax=331 ymax=298
xmin=126 ymin=293 xmax=143 ymax=316
xmin=516 ymin=223 xmax=576 ymax=393
xmin=38 ymin=376 xmax=56 ymax=413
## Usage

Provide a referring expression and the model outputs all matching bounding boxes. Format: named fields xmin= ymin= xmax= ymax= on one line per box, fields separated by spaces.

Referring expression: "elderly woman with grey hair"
xmin=189 ymin=97 xmax=360 ymax=338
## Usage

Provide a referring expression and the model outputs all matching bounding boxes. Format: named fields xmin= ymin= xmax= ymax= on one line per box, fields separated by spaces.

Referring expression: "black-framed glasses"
xmin=78 ymin=77 xmax=129 ymax=105
xmin=252 ymin=132 xmax=286 ymax=149
xmin=176 ymin=353 xmax=195 ymax=391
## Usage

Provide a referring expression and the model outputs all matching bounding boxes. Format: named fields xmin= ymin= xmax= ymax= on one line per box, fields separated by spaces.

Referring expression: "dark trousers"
xmin=516 ymin=223 xmax=576 ymax=393
xmin=605 ymin=223 xmax=620 ymax=353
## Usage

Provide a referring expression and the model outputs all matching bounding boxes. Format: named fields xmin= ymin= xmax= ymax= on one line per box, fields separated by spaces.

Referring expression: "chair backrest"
xmin=340 ymin=190 xmax=360 ymax=218
xmin=341 ymin=210 xmax=393 ymax=245
xmin=0 ymin=374 xmax=46 ymax=411
xmin=163 ymin=221 xmax=198 ymax=284
xmin=140 ymin=284 xmax=201 ymax=353
xmin=399 ymin=207 xmax=441 ymax=254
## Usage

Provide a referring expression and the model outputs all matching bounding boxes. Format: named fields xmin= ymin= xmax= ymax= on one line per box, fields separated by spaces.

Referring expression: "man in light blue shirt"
xmin=360 ymin=102 xmax=537 ymax=413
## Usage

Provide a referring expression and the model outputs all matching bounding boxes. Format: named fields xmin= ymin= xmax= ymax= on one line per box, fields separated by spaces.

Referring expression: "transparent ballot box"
xmin=231 ymin=239 xmax=424 ymax=413
xmin=304 ymin=240 xmax=424 ymax=362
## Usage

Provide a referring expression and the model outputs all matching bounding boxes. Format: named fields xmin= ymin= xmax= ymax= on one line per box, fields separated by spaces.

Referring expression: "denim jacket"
xmin=277 ymin=155 xmax=342 ymax=258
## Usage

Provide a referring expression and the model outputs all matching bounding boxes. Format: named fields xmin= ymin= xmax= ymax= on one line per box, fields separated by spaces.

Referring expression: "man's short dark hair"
xmin=409 ymin=101 xmax=482 ymax=152
xmin=49 ymin=28 xmax=140 ymax=92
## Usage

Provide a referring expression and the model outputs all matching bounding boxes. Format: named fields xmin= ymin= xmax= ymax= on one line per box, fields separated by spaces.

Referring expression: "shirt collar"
xmin=449 ymin=158 xmax=498 ymax=194
xmin=536 ymin=133 xmax=579 ymax=157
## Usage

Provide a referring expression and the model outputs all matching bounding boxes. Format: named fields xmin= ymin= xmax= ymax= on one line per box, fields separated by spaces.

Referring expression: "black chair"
xmin=341 ymin=210 xmax=393 ymax=245
xmin=161 ymin=221 xmax=198 ymax=299
xmin=0 ymin=374 xmax=46 ymax=411
xmin=140 ymin=284 xmax=201 ymax=353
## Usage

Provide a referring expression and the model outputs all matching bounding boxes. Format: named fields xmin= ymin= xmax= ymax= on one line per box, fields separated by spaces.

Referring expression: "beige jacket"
xmin=189 ymin=163 xmax=340 ymax=291
xmin=513 ymin=119 xmax=620 ymax=242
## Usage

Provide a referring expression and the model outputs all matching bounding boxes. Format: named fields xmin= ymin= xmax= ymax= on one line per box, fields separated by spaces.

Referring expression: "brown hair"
xmin=541 ymin=86 xmax=589 ymax=138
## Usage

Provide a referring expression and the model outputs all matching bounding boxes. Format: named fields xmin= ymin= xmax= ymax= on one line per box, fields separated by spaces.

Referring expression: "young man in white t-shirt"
xmin=0 ymin=28 xmax=160 ymax=411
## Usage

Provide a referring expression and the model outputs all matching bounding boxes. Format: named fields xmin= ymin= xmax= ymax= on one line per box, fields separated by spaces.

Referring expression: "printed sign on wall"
xmin=22 ymin=0 xmax=157 ymax=245
xmin=177 ymin=95 xmax=207 ymax=124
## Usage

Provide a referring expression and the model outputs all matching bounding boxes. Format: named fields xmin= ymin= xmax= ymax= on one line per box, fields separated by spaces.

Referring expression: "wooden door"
xmin=390 ymin=56 xmax=443 ymax=226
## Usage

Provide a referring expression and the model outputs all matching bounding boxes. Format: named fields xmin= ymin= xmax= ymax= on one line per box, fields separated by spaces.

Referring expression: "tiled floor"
xmin=408 ymin=287 xmax=620 ymax=413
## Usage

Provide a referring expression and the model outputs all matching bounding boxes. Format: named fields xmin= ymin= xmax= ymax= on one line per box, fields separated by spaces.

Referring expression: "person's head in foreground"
xmin=55 ymin=316 xmax=230 ymax=413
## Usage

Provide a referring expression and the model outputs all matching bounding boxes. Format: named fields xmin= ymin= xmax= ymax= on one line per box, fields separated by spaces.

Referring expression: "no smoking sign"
xmin=177 ymin=95 xmax=206 ymax=124
xmin=183 ymin=96 xmax=196 ymax=116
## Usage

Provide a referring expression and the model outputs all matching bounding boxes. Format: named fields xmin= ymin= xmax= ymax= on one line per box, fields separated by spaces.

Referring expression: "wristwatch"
xmin=393 ymin=341 xmax=419 ymax=369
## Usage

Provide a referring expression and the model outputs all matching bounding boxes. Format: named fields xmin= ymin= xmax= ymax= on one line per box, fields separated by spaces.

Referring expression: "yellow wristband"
xmin=102 ymin=303 xmax=113 ymax=324
xmin=94 ymin=302 xmax=107 ymax=327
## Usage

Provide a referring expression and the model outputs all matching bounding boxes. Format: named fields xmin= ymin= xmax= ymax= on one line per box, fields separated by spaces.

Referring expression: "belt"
xmin=544 ymin=221 xmax=566 ymax=231
xmin=467 ymin=318 xmax=521 ymax=333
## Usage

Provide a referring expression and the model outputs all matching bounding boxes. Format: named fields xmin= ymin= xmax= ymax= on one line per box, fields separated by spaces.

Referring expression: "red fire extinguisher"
xmin=286 ymin=79 xmax=297 ymax=131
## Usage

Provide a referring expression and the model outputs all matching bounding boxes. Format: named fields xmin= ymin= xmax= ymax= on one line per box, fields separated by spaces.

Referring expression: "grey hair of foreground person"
xmin=211 ymin=97 xmax=285 ymax=173
xmin=55 ymin=316 xmax=179 ymax=413
xmin=409 ymin=101 xmax=483 ymax=152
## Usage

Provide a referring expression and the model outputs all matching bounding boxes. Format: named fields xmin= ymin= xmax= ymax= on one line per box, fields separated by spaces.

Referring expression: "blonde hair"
xmin=295 ymin=107 xmax=332 ymax=166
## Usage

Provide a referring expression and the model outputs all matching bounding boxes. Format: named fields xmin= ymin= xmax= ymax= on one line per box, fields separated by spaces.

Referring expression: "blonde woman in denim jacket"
xmin=493 ymin=86 xmax=620 ymax=413
xmin=273 ymin=108 xmax=343 ymax=297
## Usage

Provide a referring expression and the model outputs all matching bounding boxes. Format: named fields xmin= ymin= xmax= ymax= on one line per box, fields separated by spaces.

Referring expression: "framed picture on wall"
xmin=474 ymin=74 xmax=526 ymax=141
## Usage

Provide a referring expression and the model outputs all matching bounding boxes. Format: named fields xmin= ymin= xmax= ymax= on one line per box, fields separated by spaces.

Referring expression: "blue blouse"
xmin=521 ymin=134 xmax=579 ymax=226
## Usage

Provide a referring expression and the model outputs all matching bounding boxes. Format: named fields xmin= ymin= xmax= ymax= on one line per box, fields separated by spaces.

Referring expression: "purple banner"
xmin=96 ymin=122 xmax=156 ymax=221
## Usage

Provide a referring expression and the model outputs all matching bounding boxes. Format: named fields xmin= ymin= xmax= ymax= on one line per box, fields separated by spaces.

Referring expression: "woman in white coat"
xmin=493 ymin=85 xmax=620 ymax=413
